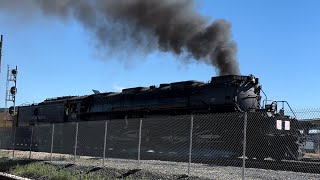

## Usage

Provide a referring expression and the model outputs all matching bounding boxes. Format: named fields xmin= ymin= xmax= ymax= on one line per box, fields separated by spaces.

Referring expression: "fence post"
xmin=0 ymin=136 xmax=2 ymax=151
xmin=103 ymin=121 xmax=108 ymax=167
xmin=50 ymin=124 xmax=55 ymax=162
xmin=137 ymin=118 xmax=143 ymax=168
xmin=74 ymin=123 xmax=79 ymax=163
xmin=188 ymin=115 xmax=194 ymax=176
xmin=0 ymin=136 xmax=2 ymax=156
xmin=242 ymin=112 xmax=248 ymax=180
xmin=29 ymin=126 xmax=34 ymax=160
xmin=317 ymin=130 xmax=320 ymax=156
xmin=12 ymin=127 xmax=16 ymax=159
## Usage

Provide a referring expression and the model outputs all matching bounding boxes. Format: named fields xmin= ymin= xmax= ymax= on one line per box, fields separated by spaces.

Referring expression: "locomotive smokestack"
xmin=0 ymin=0 xmax=240 ymax=75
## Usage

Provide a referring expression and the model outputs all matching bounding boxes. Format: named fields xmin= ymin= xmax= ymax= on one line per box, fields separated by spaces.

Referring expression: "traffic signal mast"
xmin=5 ymin=65 xmax=18 ymax=116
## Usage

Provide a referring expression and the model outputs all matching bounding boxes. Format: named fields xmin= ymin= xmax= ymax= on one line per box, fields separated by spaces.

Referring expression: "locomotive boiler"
xmin=8 ymin=75 xmax=303 ymax=161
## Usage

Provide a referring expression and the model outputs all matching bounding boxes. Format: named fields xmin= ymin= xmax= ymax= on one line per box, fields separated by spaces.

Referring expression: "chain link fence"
xmin=294 ymin=108 xmax=320 ymax=159
xmin=1 ymin=109 xmax=320 ymax=179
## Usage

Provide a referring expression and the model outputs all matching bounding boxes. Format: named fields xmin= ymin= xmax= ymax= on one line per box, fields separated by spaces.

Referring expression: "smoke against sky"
xmin=1 ymin=1 xmax=320 ymax=108
xmin=0 ymin=0 xmax=240 ymax=75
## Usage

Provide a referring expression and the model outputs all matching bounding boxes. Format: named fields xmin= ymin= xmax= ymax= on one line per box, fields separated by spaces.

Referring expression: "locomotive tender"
xmin=11 ymin=75 xmax=303 ymax=160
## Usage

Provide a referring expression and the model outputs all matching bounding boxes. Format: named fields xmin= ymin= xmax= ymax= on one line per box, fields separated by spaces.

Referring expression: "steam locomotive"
xmin=17 ymin=75 xmax=262 ymax=124
xmin=6 ymin=75 xmax=304 ymax=161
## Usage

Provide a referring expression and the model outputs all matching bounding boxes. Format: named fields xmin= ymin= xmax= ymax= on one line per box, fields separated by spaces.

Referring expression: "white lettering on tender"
xmin=276 ymin=120 xmax=282 ymax=130
xmin=284 ymin=121 xmax=290 ymax=130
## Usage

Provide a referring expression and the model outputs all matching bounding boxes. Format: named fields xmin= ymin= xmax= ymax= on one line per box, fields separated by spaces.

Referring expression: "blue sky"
xmin=0 ymin=0 xmax=319 ymax=109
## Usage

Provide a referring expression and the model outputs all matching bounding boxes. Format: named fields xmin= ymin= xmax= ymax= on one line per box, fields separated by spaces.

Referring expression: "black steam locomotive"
xmin=17 ymin=75 xmax=261 ymax=125
xmin=9 ymin=75 xmax=303 ymax=161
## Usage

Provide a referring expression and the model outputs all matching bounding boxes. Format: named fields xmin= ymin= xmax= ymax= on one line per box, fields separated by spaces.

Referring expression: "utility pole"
xmin=0 ymin=35 xmax=3 ymax=124
xmin=1 ymin=35 xmax=18 ymax=122
xmin=0 ymin=35 xmax=3 ymax=73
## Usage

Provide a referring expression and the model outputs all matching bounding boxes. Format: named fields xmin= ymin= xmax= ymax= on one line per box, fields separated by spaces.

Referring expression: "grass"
xmin=1 ymin=159 xmax=154 ymax=180
xmin=0 ymin=159 xmax=35 ymax=172
xmin=11 ymin=163 xmax=73 ymax=180
xmin=9 ymin=163 xmax=107 ymax=180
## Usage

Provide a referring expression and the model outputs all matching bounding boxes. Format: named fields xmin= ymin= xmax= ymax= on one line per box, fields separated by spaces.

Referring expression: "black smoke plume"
xmin=0 ymin=0 xmax=240 ymax=75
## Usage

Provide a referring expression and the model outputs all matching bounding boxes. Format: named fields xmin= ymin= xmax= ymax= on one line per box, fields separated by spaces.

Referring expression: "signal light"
xmin=11 ymin=69 xmax=17 ymax=76
xmin=10 ymin=86 xmax=17 ymax=95
xmin=9 ymin=106 xmax=14 ymax=115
